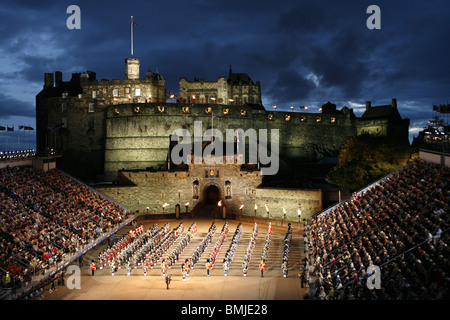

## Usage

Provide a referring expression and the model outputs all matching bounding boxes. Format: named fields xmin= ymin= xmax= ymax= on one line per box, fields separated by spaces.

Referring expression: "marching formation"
xmin=208 ymin=222 xmax=229 ymax=271
xmin=259 ymin=222 xmax=273 ymax=277
xmin=89 ymin=220 xmax=298 ymax=280
xmin=182 ymin=221 xmax=217 ymax=280
xmin=281 ymin=223 xmax=292 ymax=278
xmin=223 ymin=222 xmax=243 ymax=276
xmin=242 ymin=223 xmax=258 ymax=276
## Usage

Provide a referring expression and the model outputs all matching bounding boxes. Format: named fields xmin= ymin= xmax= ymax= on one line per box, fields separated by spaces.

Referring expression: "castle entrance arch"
xmin=204 ymin=184 xmax=220 ymax=205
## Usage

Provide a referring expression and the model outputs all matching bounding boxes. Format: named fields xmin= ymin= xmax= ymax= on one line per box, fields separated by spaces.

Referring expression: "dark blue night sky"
xmin=0 ymin=0 xmax=449 ymax=149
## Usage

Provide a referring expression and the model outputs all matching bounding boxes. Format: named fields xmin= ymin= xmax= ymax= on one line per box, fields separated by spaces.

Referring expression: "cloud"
xmin=0 ymin=0 xmax=449 ymax=136
xmin=0 ymin=93 xmax=35 ymax=119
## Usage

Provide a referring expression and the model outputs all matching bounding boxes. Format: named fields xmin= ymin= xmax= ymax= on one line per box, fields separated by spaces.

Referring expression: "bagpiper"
xmin=143 ymin=261 xmax=149 ymax=276
xmin=206 ymin=259 xmax=212 ymax=276
xmin=281 ymin=261 xmax=288 ymax=278
xmin=161 ymin=259 xmax=167 ymax=277
xmin=110 ymin=260 xmax=116 ymax=276
xmin=127 ymin=260 xmax=132 ymax=276
xmin=223 ymin=259 xmax=229 ymax=277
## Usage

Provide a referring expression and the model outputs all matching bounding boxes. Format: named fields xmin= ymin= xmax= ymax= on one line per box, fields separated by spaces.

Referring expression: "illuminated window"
xmin=113 ymin=89 xmax=119 ymax=97
xmin=92 ymin=91 xmax=97 ymax=99
xmin=331 ymin=117 xmax=336 ymax=123
xmin=135 ymin=88 xmax=141 ymax=96
xmin=268 ymin=114 xmax=274 ymax=120
xmin=62 ymin=91 xmax=68 ymax=99
xmin=205 ymin=107 xmax=212 ymax=114
xmin=182 ymin=106 xmax=190 ymax=114
xmin=240 ymin=109 xmax=247 ymax=116
xmin=88 ymin=103 xmax=95 ymax=113
xmin=223 ymin=108 xmax=229 ymax=115
xmin=158 ymin=106 xmax=165 ymax=113
xmin=133 ymin=106 xmax=140 ymax=114
xmin=285 ymin=115 xmax=291 ymax=122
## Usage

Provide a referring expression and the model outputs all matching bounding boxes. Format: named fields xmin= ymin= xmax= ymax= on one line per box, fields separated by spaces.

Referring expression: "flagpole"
xmin=131 ymin=16 xmax=134 ymax=57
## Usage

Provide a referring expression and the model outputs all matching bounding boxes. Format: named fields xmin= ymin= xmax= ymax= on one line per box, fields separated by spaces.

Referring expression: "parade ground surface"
xmin=44 ymin=218 xmax=307 ymax=300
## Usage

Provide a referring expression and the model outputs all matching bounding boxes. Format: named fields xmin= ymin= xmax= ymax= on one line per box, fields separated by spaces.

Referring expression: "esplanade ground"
xmin=43 ymin=218 xmax=306 ymax=300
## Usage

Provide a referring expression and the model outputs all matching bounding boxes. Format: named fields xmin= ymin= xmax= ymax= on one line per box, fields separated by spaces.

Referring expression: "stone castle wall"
xmin=102 ymin=103 xmax=357 ymax=181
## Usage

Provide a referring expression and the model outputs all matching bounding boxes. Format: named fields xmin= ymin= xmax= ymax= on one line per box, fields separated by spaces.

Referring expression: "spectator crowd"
xmin=0 ymin=166 xmax=132 ymax=290
xmin=306 ymin=159 xmax=449 ymax=299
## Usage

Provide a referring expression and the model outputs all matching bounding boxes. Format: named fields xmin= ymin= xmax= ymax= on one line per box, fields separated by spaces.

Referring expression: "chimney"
xmin=55 ymin=71 xmax=63 ymax=87
xmin=44 ymin=73 xmax=54 ymax=88
xmin=366 ymin=101 xmax=371 ymax=111
xmin=392 ymin=98 xmax=397 ymax=108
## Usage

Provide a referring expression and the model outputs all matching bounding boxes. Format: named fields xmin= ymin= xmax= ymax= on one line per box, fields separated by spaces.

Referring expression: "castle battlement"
xmin=36 ymin=58 xmax=409 ymax=182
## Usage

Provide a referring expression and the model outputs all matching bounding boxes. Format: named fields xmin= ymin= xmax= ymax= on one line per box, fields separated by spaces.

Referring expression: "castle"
xmin=35 ymin=57 xmax=410 ymax=220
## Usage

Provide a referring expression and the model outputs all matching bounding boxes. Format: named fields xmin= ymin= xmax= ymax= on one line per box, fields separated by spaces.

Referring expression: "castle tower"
xmin=125 ymin=58 xmax=140 ymax=80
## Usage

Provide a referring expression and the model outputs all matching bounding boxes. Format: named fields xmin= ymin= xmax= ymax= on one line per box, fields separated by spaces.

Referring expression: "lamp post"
xmin=254 ymin=204 xmax=257 ymax=217
xmin=185 ymin=202 xmax=189 ymax=215
xmin=239 ymin=204 xmax=244 ymax=215
xmin=283 ymin=207 xmax=287 ymax=222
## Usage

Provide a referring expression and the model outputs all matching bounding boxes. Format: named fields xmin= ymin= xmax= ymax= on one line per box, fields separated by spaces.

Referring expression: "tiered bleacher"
xmin=305 ymin=159 xmax=449 ymax=299
xmin=0 ymin=166 xmax=132 ymax=294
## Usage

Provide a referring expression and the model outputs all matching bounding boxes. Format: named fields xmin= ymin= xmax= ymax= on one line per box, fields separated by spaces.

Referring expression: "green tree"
xmin=327 ymin=135 xmax=417 ymax=191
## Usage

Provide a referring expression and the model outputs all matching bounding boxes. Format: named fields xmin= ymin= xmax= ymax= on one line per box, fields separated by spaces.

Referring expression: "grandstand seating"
xmin=306 ymin=159 xmax=449 ymax=299
xmin=0 ymin=166 xmax=131 ymax=290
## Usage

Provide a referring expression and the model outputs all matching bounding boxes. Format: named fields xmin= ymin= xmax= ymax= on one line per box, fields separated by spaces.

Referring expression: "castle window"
xmin=330 ymin=117 xmax=336 ymax=123
xmin=78 ymin=94 xmax=83 ymax=99
xmin=62 ymin=91 xmax=68 ymax=99
xmin=182 ymin=106 xmax=190 ymax=114
xmin=92 ymin=91 xmax=97 ymax=99
xmin=61 ymin=117 xmax=68 ymax=128
xmin=113 ymin=88 xmax=119 ymax=97
xmin=135 ymin=88 xmax=141 ymax=96
xmin=89 ymin=117 xmax=94 ymax=129
xmin=125 ymin=87 xmax=130 ymax=94
xmin=61 ymin=102 xmax=67 ymax=113
xmin=88 ymin=103 xmax=95 ymax=113
xmin=205 ymin=107 xmax=212 ymax=114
